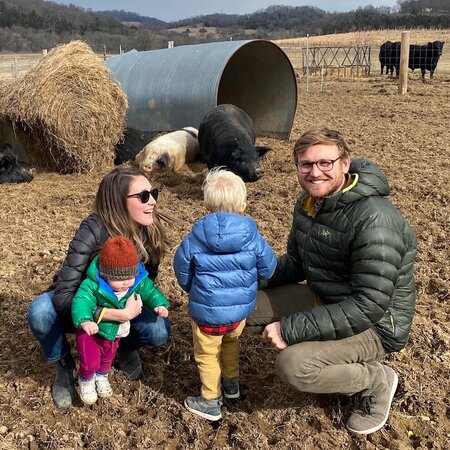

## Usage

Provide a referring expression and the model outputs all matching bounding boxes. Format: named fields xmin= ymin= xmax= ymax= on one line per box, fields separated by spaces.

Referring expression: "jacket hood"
xmin=349 ymin=158 xmax=390 ymax=197
xmin=192 ymin=212 xmax=257 ymax=253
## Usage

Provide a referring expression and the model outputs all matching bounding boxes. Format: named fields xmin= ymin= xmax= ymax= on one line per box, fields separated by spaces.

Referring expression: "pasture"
xmin=1 ymin=30 xmax=449 ymax=449
xmin=1 ymin=29 xmax=449 ymax=81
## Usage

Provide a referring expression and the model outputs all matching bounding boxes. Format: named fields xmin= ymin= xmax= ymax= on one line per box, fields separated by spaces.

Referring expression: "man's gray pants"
xmin=248 ymin=284 xmax=388 ymax=397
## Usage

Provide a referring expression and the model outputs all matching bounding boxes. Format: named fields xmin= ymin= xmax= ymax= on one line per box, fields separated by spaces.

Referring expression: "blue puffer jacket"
xmin=174 ymin=212 xmax=276 ymax=326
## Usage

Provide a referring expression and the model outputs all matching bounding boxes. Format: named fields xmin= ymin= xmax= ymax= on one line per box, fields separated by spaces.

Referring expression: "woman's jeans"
xmin=27 ymin=291 xmax=171 ymax=364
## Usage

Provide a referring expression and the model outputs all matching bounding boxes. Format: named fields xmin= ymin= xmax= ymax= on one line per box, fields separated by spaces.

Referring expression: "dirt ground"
xmin=0 ymin=74 xmax=449 ymax=450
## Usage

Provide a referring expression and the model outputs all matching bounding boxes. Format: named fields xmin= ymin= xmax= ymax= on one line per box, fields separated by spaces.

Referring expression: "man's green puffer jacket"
xmin=268 ymin=158 xmax=416 ymax=353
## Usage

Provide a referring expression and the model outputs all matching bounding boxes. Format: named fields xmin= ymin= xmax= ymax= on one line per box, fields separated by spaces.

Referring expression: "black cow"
xmin=409 ymin=41 xmax=445 ymax=81
xmin=198 ymin=104 xmax=271 ymax=182
xmin=379 ymin=41 xmax=400 ymax=77
xmin=0 ymin=144 xmax=34 ymax=184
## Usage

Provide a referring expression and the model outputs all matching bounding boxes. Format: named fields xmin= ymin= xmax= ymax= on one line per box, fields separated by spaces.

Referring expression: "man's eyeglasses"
xmin=296 ymin=157 xmax=341 ymax=173
xmin=127 ymin=188 xmax=159 ymax=203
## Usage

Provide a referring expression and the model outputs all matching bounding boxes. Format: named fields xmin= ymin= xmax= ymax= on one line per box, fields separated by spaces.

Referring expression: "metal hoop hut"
xmin=106 ymin=40 xmax=297 ymax=140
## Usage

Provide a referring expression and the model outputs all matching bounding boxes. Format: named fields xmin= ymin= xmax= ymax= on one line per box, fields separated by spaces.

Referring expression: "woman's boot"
xmin=117 ymin=348 xmax=142 ymax=380
xmin=51 ymin=353 xmax=77 ymax=410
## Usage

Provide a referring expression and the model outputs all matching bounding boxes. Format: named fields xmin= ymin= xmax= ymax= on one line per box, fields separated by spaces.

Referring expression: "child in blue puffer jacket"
xmin=174 ymin=167 xmax=276 ymax=421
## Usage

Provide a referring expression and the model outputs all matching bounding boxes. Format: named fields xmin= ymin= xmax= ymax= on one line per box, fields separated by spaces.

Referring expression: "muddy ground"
xmin=0 ymin=75 xmax=449 ymax=450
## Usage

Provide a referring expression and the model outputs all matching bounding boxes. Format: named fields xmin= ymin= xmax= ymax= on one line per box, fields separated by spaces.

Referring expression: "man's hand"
xmin=154 ymin=306 xmax=169 ymax=318
xmin=80 ymin=321 xmax=99 ymax=336
xmin=262 ymin=321 xmax=288 ymax=350
xmin=124 ymin=293 xmax=143 ymax=320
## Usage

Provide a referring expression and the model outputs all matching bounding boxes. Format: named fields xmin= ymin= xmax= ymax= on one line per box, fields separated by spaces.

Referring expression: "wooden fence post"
xmin=399 ymin=31 xmax=410 ymax=95
xmin=13 ymin=54 xmax=19 ymax=79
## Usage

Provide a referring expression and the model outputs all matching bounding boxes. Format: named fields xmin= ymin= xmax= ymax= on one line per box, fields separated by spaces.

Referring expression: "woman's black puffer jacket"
xmin=50 ymin=213 xmax=159 ymax=329
xmin=268 ymin=158 xmax=417 ymax=353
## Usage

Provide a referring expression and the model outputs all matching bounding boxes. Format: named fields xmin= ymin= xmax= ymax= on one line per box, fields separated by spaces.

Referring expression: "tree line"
xmin=0 ymin=0 xmax=448 ymax=53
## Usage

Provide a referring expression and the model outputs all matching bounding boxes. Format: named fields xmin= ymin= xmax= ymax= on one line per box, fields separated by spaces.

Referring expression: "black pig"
xmin=198 ymin=104 xmax=270 ymax=182
xmin=0 ymin=144 xmax=34 ymax=184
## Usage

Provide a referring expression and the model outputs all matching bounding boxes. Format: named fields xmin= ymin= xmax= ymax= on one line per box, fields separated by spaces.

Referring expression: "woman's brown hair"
xmin=94 ymin=166 xmax=169 ymax=264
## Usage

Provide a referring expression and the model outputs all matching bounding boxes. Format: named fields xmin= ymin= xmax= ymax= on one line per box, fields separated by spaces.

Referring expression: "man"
xmin=249 ymin=127 xmax=416 ymax=435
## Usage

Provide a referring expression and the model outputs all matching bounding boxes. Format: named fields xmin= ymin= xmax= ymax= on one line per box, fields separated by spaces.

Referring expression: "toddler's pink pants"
xmin=75 ymin=329 xmax=120 ymax=380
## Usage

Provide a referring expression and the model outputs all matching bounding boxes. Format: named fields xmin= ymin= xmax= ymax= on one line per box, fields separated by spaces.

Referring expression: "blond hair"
xmin=203 ymin=167 xmax=247 ymax=213
xmin=294 ymin=127 xmax=351 ymax=162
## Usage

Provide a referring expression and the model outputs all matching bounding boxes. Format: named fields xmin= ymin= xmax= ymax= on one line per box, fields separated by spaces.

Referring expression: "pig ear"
xmin=256 ymin=146 xmax=271 ymax=158
xmin=156 ymin=152 xmax=170 ymax=168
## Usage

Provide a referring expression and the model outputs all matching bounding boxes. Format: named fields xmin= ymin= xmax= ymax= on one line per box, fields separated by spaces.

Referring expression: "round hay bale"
xmin=0 ymin=40 xmax=128 ymax=173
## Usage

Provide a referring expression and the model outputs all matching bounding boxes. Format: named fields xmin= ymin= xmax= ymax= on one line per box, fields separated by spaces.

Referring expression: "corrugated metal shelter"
xmin=106 ymin=40 xmax=297 ymax=140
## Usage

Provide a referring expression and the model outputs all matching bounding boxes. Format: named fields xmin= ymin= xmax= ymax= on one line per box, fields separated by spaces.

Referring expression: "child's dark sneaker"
xmin=222 ymin=377 xmax=240 ymax=399
xmin=184 ymin=396 xmax=222 ymax=421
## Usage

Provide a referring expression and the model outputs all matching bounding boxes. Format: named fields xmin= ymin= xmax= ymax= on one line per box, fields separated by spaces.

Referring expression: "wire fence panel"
xmin=280 ymin=44 xmax=450 ymax=78
xmin=280 ymin=45 xmax=372 ymax=77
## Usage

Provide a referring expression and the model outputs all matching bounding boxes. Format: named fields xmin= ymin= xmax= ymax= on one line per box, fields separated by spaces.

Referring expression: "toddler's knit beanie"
xmin=99 ymin=236 xmax=139 ymax=280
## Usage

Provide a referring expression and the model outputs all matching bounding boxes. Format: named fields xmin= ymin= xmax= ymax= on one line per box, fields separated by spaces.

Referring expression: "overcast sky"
xmin=52 ymin=1 xmax=398 ymax=22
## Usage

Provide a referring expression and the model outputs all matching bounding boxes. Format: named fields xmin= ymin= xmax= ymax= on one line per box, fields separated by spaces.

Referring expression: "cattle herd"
xmin=379 ymin=40 xmax=445 ymax=80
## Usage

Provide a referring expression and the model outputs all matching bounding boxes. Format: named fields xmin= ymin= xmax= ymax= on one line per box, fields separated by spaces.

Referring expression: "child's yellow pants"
xmin=191 ymin=320 xmax=246 ymax=399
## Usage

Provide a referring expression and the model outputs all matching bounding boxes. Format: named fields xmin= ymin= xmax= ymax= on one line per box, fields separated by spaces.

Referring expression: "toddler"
xmin=174 ymin=167 xmax=276 ymax=420
xmin=72 ymin=236 xmax=169 ymax=404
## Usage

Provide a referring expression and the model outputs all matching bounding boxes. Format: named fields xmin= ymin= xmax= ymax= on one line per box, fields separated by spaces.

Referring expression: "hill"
xmin=0 ymin=0 xmax=449 ymax=53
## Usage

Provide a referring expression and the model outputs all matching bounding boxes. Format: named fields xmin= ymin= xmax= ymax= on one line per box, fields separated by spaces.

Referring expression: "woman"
xmin=27 ymin=167 xmax=171 ymax=410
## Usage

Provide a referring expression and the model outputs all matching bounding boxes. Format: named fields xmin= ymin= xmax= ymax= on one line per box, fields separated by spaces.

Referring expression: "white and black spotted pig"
xmin=134 ymin=127 xmax=199 ymax=173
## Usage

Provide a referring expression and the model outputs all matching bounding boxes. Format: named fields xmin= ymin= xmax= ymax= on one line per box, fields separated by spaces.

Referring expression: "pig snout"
xmin=255 ymin=167 xmax=264 ymax=179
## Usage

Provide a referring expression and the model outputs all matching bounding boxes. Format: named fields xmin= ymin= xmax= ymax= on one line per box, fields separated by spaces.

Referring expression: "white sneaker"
xmin=95 ymin=374 xmax=113 ymax=398
xmin=79 ymin=377 xmax=97 ymax=405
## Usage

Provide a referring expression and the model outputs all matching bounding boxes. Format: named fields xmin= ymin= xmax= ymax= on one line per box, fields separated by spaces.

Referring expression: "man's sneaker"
xmin=184 ymin=396 xmax=223 ymax=421
xmin=117 ymin=348 xmax=142 ymax=380
xmin=95 ymin=374 xmax=113 ymax=398
xmin=78 ymin=377 xmax=98 ymax=405
xmin=51 ymin=353 xmax=78 ymax=410
xmin=347 ymin=365 xmax=399 ymax=435
xmin=222 ymin=377 xmax=240 ymax=399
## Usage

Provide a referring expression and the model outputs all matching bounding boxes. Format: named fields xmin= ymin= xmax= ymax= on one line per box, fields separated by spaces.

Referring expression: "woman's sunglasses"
xmin=127 ymin=188 xmax=159 ymax=203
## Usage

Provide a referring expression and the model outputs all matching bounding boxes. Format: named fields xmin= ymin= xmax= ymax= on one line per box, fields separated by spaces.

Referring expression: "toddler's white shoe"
xmin=79 ymin=377 xmax=97 ymax=405
xmin=96 ymin=374 xmax=113 ymax=398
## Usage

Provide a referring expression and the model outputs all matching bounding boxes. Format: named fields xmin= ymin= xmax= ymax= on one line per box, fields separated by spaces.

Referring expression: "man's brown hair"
xmin=294 ymin=127 xmax=352 ymax=162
